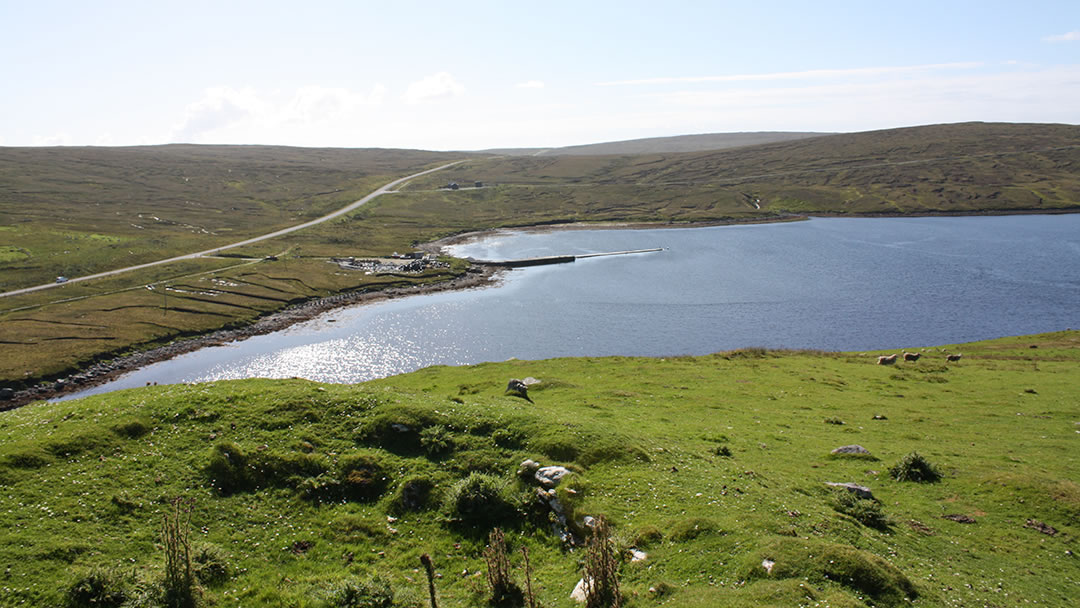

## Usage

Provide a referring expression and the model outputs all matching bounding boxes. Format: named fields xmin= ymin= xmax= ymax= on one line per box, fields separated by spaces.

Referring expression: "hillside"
xmin=412 ymin=122 xmax=1080 ymax=216
xmin=0 ymin=145 xmax=466 ymax=292
xmin=479 ymin=131 xmax=830 ymax=156
xmin=2 ymin=122 xmax=1078 ymax=396
xmin=1 ymin=331 xmax=1077 ymax=607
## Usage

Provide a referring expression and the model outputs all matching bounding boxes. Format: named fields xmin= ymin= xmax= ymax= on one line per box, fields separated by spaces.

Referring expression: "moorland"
xmin=2 ymin=122 xmax=1078 ymax=398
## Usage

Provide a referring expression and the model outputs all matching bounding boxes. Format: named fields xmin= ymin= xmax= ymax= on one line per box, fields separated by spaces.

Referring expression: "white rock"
xmin=762 ymin=558 xmax=775 ymax=574
xmin=630 ymin=549 xmax=647 ymax=562
xmin=536 ymin=465 xmax=572 ymax=488
xmin=570 ymin=578 xmax=588 ymax=602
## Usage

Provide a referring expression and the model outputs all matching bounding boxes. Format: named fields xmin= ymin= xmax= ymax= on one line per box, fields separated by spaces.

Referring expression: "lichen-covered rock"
xmin=831 ymin=444 xmax=872 ymax=455
xmin=536 ymin=465 xmax=572 ymax=488
xmin=825 ymin=482 xmax=875 ymax=501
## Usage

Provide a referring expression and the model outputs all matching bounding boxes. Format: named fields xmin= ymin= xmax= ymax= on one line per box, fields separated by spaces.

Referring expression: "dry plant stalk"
xmin=583 ymin=517 xmax=620 ymax=608
xmin=484 ymin=527 xmax=524 ymax=606
xmin=521 ymin=546 xmax=538 ymax=608
xmin=162 ymin=498 xmax=199 ymax=608
xmin=420 ymin=553 xmax=439 ymax=608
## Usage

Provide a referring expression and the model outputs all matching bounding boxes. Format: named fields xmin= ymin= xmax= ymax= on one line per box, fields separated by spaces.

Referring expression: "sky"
xmin=1 ymin=0 xmax=1078 ymax=150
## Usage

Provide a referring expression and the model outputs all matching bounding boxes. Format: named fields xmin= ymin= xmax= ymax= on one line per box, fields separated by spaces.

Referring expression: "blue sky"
xmin=2 ymin=0 xmax=1078 ymax=149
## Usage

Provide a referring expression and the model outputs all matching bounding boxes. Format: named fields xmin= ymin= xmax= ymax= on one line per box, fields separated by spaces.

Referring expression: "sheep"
xmin=946 ymin=353 xmax=963 ymax=362
xmin=903 ymin=351 xmax=922 ymax=362
xmin=877 ymin=354 xmax=898 ymax=365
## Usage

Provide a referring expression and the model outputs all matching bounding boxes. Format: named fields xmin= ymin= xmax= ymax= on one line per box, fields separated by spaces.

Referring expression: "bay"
xmin=62 ymin=215 xmax=1080 ymax=400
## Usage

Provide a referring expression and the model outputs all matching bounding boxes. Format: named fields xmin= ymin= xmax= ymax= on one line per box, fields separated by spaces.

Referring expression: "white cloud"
xmin=403 ymin=72 xmax=464 ymax=104
xmin=596 ymin=62 xmax=984 ymax=86
xmin=170 ymin=86 xmax=265 ymax=143
xmin=1044 ymin=30 xmax=1080 ymax=42
xmin=286 ymin=84 xmax=386 ymax=123
xmin=516 ymin=80 xmax=545 ymax=89
xmin=33 ymin=133 xmax=72 ymax=146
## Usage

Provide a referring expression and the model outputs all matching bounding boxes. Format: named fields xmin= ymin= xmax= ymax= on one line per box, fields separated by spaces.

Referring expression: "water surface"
xmin=64 ymin=215 xmax=1080 ymax=399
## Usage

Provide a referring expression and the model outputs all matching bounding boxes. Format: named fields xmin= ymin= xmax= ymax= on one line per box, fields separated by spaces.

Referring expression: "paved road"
xmin=0 ymin=161 xmax=463 ymax=299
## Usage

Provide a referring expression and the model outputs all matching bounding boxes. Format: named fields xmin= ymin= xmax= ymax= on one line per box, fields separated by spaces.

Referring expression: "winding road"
xmin=0 ymin=160 xmax=463 ymax=299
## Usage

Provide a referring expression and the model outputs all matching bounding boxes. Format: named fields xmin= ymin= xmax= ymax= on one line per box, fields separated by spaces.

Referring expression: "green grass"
xmin=3 ymin=122 xmax=1079 ymax=392
xmin=0 ymin=145 xmax=467 ymax=291
xmin=1 ymin=331 xmax=1077 ymax=606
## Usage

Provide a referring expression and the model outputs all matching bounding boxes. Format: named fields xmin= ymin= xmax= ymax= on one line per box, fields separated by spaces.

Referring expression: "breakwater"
xmin=468 ymin=247 xmax=663 ymax=267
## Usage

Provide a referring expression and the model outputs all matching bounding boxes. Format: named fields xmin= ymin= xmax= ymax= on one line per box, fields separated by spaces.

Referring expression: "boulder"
xmin=0 ymin=387 xmax=14 ymax=401
xmin=518 ymin=459 xmax=541 ymax=477
xmin=825 ymin=482 xmax=875 ymax=501
xmin=570 ymin=578 xmax=588 ymax=603
xmin=831 ymin=444 xmax=872 ymax=455
xmin=505 ymin=378 xmax=531 ymax=401
xmin=536 ymin=465 xmax=572 ymax=488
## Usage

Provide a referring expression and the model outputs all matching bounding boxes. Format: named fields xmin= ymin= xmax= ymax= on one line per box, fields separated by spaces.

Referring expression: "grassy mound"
xmin=0 ymin=331 xmax=1078 ymax=606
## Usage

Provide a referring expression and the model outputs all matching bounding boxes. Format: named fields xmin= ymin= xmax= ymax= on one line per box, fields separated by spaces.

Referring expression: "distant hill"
xmin=479 ymin=131 xmax=830 ymax=156
xmin=427 ymin=122 xmax=1080 ymax=217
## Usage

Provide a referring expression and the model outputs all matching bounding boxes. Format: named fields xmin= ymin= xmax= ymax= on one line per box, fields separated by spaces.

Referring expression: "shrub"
xmin=298 ymin=473 xmax=342 ymax=502
xmin=338 ymin=452 xmax=390 ymax=501
xmin=888 ymin=452 xmax=942 ymax=482
xmin=420 ymin=424 xmax=454 ymax=456
xmin=391 ymin=476 xmax=437 ymax=512
xmin=713 ymin=445 xmax=733 ymax=457
xmin=65 ymin=567 xmax=131 ymax=608
xmin=830 ymin=490 xmax=890 ymax=529
xmin=205 ymin=442 xmax=250 ymax=495
xmin=824 ymin=417 xmax=845 ymax=425
xmin=112 ymin=418 xmax=152 ymax=439
xmin=632 ymin=526 xmax=663 ymax=547
xmin=492 ymin=428 xmax=525 ymax=449
xmin=191 ymin=544 xmax=230 ymax=586
xmin=328 ymin=576 xmax=395 ymax=608
xmin=446 ymin=473 xmax=515 ymax=526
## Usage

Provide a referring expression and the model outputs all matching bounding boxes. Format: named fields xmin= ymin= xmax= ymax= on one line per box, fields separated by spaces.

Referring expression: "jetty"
xmin=467 ymin=247 xmax=663 ymax=268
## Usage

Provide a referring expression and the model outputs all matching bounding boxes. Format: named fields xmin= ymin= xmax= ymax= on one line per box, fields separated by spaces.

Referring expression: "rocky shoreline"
xmin=0 ymin=267 xmax=500 ymax=411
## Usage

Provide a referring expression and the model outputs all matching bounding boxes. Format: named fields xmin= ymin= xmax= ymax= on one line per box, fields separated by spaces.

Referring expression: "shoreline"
xmin=1 ymin=267 xmax=502 ymax=410
xmin=5 ymin=208 xmax=1078 ymax=410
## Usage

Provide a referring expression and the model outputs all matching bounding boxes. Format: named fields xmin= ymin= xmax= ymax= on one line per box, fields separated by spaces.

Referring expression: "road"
xmin=0 ymin=160 xmax=463 ymax=299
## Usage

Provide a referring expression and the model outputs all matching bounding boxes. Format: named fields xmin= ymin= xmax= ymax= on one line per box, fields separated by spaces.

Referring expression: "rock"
xmin=942 ymin=514 xmax=976 ymax=524
xmin=762 ymin=558 xmax=775 ymax=574
xmin=570 ymin=578 xmax=588 ymax=603
xmin=0 ymin=388 xmax=14 ymax=401
xmin=630 ymin=549 xmax=647 ymax=562
xmin=825 ymin=482 xmax=875 ymax=500
xmin=518 ymin=459 xmax=541 ymax=477
xmin=536 ymin=465 xmax=571 ymax=488
xmin=831 ymin=444 xmax=872 ymax=455
xmin=505 ymin=378 xmax=531 ymax=401
xmin=390 ymin=423 xmax=411 ymax=432
xmin=1024 ymin=519 xmax=1058 ymax=536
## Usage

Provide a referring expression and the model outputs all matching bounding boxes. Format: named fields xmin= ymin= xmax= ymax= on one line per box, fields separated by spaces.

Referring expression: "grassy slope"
xmin=1 ymin=331 xmax=1077 ymax=607
xmin=409 ymin=122 xmax=1080 ymax=217
xmin=0 ymin=145 xmax=465 ymax=291
xmin=481 ymin=132 xmax=831 ymax=156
